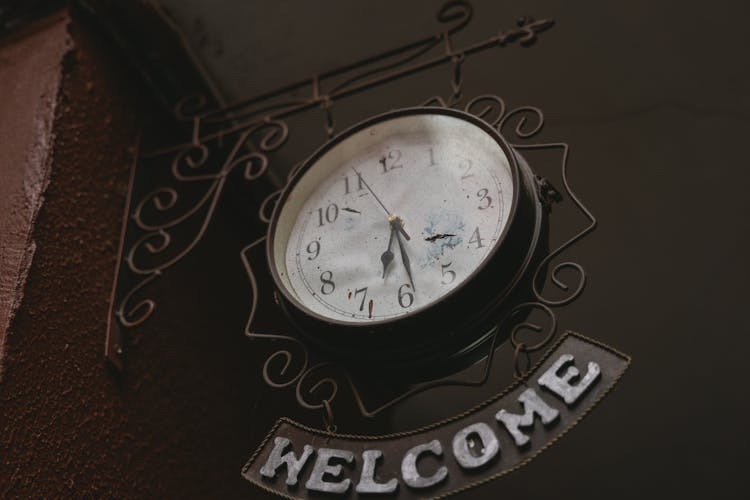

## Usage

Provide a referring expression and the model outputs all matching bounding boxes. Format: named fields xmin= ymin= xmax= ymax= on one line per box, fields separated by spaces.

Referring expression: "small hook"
xmin=513 ymin=342 xmax=531 ymax=380
xmin=322 ymin=399 xmax=337 ymax=433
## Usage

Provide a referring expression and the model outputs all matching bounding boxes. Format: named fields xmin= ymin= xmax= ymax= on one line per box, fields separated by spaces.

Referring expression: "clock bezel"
xmin=266 ymin=106 xmax=543 ymax=364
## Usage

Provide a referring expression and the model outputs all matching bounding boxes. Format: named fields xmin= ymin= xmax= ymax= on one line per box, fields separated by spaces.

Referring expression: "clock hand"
xmin=351 ymin=168 xmax=411 ymax=240
xmin=380 ymin=225 xmax=396 ymax=279
xmin=393 ymin=219 xmax=416 ymax=292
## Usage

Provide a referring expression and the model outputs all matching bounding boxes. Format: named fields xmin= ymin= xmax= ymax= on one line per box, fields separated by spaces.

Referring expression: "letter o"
xmin=452 ymin=422 xmax=500 ymax=469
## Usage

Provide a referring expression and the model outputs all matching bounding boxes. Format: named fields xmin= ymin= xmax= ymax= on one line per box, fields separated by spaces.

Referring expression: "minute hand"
xmin=393 ymin=220 xmax=416 ymax=291
xmin=352 ymin=168 xmax=410 ymax=241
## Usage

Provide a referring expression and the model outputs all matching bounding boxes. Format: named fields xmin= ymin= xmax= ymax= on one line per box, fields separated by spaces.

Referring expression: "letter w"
xmin=260 ymin=437 xmax=315 ymax=486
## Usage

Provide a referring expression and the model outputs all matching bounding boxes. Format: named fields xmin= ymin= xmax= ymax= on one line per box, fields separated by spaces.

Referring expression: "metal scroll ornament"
xmin=105 ymin=1 xmax=597 ymax=423
xmin=105 ymin=3 xmax=632 ymax=496
xmin=106 ymin=1 xmax=595 ymax=406
xmin=106 ymin=0 xmax=558 ymax=367
xmin=240 ymin=96 xmax=595 ymax=420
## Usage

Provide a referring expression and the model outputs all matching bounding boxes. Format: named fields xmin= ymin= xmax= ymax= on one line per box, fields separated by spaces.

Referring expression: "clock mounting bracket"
xmin=103 ymin=1 xmax=596 ymax=429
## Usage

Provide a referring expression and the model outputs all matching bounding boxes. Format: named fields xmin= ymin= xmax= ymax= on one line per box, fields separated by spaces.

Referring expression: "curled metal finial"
xmin=171 ymin=144 xmax=211 ymax=181
xmin=498 ymin=17 xmax=555 ymax=48
xmin=464 ymin=95 xmax=506 ymax=126
xmin=260 ymin=349 xmax=306 ymax=388
xmin=508 ymin=302 xmax=557 ymax=352
xmin=116 ymin=273 xmax=160 ymax=327
xmin=505 ymin=302 xmax=557 ymax=379
xmin=511 ymin=142 xmax=596 ymax=306
xmin=132 ymin=188 xmax=177 ymax=230
xmin=257 ymin=119 xmax=289 ymax=151
xmin=437 ymin=0 xmax=474 ymax=34
xmin=499 ymin=106 xmax=545 ymax=139
xmin=296 ymin=364 xmax=340 ymax=411
xmin=174 ymin=93 xmax=208 ymax=121
xmin=126 ymin=230 xmax=172 ymax=274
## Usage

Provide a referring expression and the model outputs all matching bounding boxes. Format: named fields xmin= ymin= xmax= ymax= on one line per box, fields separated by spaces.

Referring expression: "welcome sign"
xmin=242 ymin=333 xmax=629 ymax=498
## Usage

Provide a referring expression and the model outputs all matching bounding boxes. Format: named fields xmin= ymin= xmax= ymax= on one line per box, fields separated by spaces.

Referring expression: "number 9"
xmin=306 ymin=240 xmax=320 ymax=260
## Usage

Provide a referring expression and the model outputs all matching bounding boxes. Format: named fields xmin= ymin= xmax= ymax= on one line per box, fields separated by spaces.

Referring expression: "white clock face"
xmin=271 ymin=111 xmax=515 ymax=324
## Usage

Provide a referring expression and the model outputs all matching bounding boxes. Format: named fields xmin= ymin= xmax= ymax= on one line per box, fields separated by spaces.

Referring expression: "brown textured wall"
xmin=0 ymin=13 xmax=68 ymax=367
xmin=0 ymin=10 xmax=265 ymax=498
xmin=0 ymin=10 xmax=136 ymax=498
xmin=0 ymin=11 xmax=140 ymax=497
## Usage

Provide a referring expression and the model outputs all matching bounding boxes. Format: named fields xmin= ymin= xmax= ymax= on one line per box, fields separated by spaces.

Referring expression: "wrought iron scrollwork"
xmin=464 ymin=95 xmax=506 ymax=126
xmin=238 ymin=93 xmax=594 ymax=422
xmin=108 ymin=2 xmax=558 ymax=368
xmin=242 ymin=238 xmax=342 ymax=414
xmin=522 ymin=142 xmax=596 ymax=307
xmin=107 ymin=1 xmax=590 ymax=430
xmin=110 ymin=119 xmax=289 ymax=357
xmin=174 ymin=93 xmax=209 ymax=122
xmin=455 ymin=95 xmax=595 ymax=308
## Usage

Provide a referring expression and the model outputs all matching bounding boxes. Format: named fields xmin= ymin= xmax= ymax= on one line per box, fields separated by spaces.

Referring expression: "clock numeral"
xmin=379 ymin=149 xmax=403 ymax=173
xmin=344 ymin=174 xmax=366 ymax=195
xmin=317 ymin=203 xmax=339 ymax=226
xmin=306 ymin=240 xmax=320 ymax=260
xmin=477 ymin=188 xmax=492 ymax=210
xmin=320 ymin=271 xmax=335 ymax=295
xmin=441 ymin=262 xmax=456 ymax=285
xmin=468 ymin=227 xmax=485 ymax=249
xmin=354 ymin=287 xmax=368 ymax=311
xmin=428 ymin=147 xmax=437 ymax=166
xmin=459 ymin=159 xmax=474 ymax=180
xmin=398 ymin=283 xmax=414 ymax=308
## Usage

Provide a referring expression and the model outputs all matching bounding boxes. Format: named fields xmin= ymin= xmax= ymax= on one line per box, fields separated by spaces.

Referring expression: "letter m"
xmin=496 ymin=388 xmax=559 ymax=447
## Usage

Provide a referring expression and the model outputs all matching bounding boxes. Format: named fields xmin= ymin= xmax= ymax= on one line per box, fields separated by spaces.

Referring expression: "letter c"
xmin=401 ymin=439 xmax=448 ymax=489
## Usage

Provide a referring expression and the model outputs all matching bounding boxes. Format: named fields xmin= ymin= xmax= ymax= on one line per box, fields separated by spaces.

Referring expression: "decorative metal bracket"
xmin=105 ymin=1 xmax=557 ymax=371
xmin=105 ymin=0 xmax=600 ymax=434
xmin=240 ymin=94 xmax=597 ymax=423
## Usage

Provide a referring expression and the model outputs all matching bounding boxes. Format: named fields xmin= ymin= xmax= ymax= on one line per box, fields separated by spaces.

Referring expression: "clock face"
xmin=270 ymin=109 xmax=517 ymax=326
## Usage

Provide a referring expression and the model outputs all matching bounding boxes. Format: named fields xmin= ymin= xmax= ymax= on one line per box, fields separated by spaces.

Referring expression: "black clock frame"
xmin=266 ymin=107 xmax=547 ymax=373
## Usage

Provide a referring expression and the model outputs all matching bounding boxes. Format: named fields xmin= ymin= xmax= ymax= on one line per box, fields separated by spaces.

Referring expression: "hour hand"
xmin=380 ymin=227 xmax=396 ymax=278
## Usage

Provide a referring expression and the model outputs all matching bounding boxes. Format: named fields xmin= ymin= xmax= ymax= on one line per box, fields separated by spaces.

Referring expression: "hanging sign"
xmin=242 ymin=333 xmax=629 ymax=498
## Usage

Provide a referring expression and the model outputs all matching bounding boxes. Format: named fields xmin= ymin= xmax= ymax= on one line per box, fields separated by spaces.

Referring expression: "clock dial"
xmin=270 ymin=111 xmax=516 ymax=325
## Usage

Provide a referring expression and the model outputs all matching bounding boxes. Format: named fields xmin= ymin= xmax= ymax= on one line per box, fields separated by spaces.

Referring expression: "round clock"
xmin=267 ymin=107 xmax=545 ymax=370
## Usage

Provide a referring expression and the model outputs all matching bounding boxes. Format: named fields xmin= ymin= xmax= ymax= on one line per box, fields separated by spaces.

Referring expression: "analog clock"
xmin=268 ymin=107 xmax=545 ymax=369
